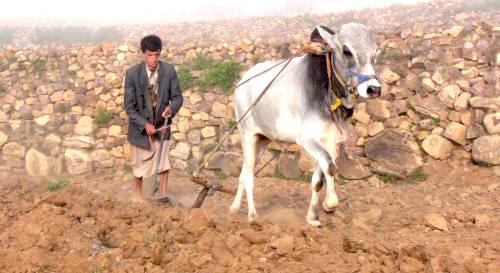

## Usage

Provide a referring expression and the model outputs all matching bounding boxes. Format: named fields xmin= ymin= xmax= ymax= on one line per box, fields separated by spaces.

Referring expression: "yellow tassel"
xmin=330 ymin=98 xmax=342 ymax=112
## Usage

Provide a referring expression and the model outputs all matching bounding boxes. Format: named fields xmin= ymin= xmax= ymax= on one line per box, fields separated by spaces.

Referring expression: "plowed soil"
xmin=0 ymin=160 xmax=499 ymax=273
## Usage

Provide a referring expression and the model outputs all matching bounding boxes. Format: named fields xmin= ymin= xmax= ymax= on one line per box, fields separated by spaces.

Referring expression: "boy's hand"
xmin=162 ymin=106 xmax=172 ymax=118
xmin=145 ymin=123 xmax=156 ymax=136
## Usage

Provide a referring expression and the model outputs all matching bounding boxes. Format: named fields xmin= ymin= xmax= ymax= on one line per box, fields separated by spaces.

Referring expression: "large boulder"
xmin=483 ymin=113 xmax=500 ymax=134
xmin=63 ymin=136 xmax=96 ymax=149
xmin=42 ymin=134 xmax=62 ymax=156
xmin=408 ymin=94 xmax=447 ymax=119
xmin=205 ymin=151 xmax=224 ymax=169
xmin=421 ymin=78 xmax=435 ymax=92
xmin=104 ymin=72 xmax=119 ymax=87
xmin=336 ymin=148 xmax=372 ymax=180
xmin=64 ymin=149 xmax=92 ymax=174
xmin=221 ymin=152 xmax=243 ymax=176
xmin=353 ymin=109 xmax=371 ymax=124
xmin=365 ymin=129 xmax=423 ymax=178
xmin=211 ymin=101 xmax=228 ymax=118
xmin=438 ymin=85 xmax=461 ymax=108
xmin=472 ymin=135 xmax=500 ymax=165
xmin=91 ymin=149 xmax=114 ymax=168
xmin=469 ymin=97 xmax=500 ymax=110
xmin=187 ymin=130 xmax=202 ymax=145
xmin=170 ymin=142 xmax=191 ymax=160
xmin=380 ymin=67 xmax=400 ymax=84
xmin=74 ymin=116 xmax=95 ymax=136
xmin=177 ymin=119 xmax=190 ymax=133
xmin=34 ymin=115 xmax=51 ymax=126
xmin=278 ymin=157 xmax=301 ymax=179
xmin=2 ymin=142 xmax=26 ymax=158
xmin=421 ymin=135 xmax=454 ymax=159
xmin=201 ymin=126 xmax=216 ymax=138
xmin=366 ymin=99 xmax=391 ymax=121
xmin=443 ymin=122 xmax=467 ymax=145
xmin=467 ymin=124 xmax=487 ymax=140
xmin=454 ymin=92 xmax=470 ymax=111
xmin=25 ymin=148 xmax=51 ymax=176
xmin=108 ymin=125 xmax=122 ymax=137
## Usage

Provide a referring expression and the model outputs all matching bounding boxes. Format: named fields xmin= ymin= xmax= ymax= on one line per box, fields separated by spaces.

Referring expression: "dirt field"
xmin=0 ymin=160 xmax=499 ymax=273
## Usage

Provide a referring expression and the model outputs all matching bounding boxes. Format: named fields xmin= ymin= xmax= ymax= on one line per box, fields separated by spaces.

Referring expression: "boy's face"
xmin=143 ymin=49 xmax=161 ymax=71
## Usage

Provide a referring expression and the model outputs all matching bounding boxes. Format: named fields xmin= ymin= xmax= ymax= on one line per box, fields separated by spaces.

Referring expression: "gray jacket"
xmin=124 ymin=61 xmax=183 ymax=150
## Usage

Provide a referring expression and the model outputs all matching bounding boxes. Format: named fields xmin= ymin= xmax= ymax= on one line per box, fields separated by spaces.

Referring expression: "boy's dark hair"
xmin=140 ymin=35 xmax=162 ymax=53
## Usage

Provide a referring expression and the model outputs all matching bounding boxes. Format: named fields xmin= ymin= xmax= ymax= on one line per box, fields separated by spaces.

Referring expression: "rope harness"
xmin=303 ymin=41 xmax=378 ymax=122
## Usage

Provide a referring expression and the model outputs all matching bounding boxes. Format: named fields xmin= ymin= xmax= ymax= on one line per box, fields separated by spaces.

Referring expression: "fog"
xmin=0 ymin=0 xmax=427 ymax=24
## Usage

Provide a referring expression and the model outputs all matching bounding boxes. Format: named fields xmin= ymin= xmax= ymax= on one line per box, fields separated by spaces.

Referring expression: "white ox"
xmin=229 ymin=23 xmax=381 ymax=227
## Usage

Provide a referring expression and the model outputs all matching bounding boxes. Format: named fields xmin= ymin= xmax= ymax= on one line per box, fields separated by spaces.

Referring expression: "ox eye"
xmin=342 ymin=45 xmax=353 ymax=58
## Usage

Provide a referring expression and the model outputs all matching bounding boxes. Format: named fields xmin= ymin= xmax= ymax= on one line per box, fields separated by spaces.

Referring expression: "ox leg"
xmin=321 ymin=163 xmax=339 ymax=213
xmin=229 ymin=135 xmax=260 ymax=223
xmin=302 ymin=141 xmax=339 ymax=214
xmin=229 ymin=173 xmax=245 ymax=217
xmin=306 ymin=165 xmax=324 ymax=227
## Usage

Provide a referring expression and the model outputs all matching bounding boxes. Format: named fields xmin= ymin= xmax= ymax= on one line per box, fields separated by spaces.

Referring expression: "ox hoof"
xmin=248 ymin=212 xmax=259 ymax=224
xmin=322 ymin=201 xmax=337 ymax=213
xmin=307 ymin=219 xmax=322 ymax=228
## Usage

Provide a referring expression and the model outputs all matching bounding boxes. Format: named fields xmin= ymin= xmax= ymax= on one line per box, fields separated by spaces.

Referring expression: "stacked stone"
xmin=0 ymin=17 xmax=498 ymax=180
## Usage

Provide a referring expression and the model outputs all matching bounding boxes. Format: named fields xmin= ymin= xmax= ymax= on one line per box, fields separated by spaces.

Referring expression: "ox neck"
xmin=326 ymin=51 xmax=348 ymax=100
xmin=324 ymin=52 xmax=354 ymax=121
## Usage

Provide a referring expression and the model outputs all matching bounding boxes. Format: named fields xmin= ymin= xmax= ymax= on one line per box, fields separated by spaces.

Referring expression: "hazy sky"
xmin=0 ymin=0 xmax=426 ymax=24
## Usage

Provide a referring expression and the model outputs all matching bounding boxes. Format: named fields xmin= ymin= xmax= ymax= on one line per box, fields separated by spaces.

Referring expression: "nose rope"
xmin=326 ymin=50 xmax=379 ymax=121
xmin=346 ymin=70 xmax=377 ymax=84
xmin=301 ymin=42 xmax=377 ymax=93
xmin=329 ymin=52 xmax=377 ymax=93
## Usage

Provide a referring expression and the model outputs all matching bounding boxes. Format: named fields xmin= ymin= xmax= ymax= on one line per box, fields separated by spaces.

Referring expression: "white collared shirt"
xmin=146 ymin=64 xmax=159 ymax=95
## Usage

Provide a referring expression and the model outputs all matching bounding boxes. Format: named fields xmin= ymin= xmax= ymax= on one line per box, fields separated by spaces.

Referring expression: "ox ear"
xmin=310 ymin=25 xmax=335 ymax=46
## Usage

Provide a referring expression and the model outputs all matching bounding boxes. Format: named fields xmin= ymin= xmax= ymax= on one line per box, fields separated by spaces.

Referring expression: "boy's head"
xmin=141 ymin=35 xmax=162 ymax=71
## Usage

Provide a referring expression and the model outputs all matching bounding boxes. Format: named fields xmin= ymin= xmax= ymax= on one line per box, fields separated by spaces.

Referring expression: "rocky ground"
xmin=0 ymin=160 xmax=498 ymax=273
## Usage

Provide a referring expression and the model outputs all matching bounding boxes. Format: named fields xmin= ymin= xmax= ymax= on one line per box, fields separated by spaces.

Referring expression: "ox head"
xmin=313 ymin=23 xmax=381 ymax=99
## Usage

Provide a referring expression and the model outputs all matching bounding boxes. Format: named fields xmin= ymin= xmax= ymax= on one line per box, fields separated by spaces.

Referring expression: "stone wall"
xmin=0 ymin=19 xmax=499 ymax=179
